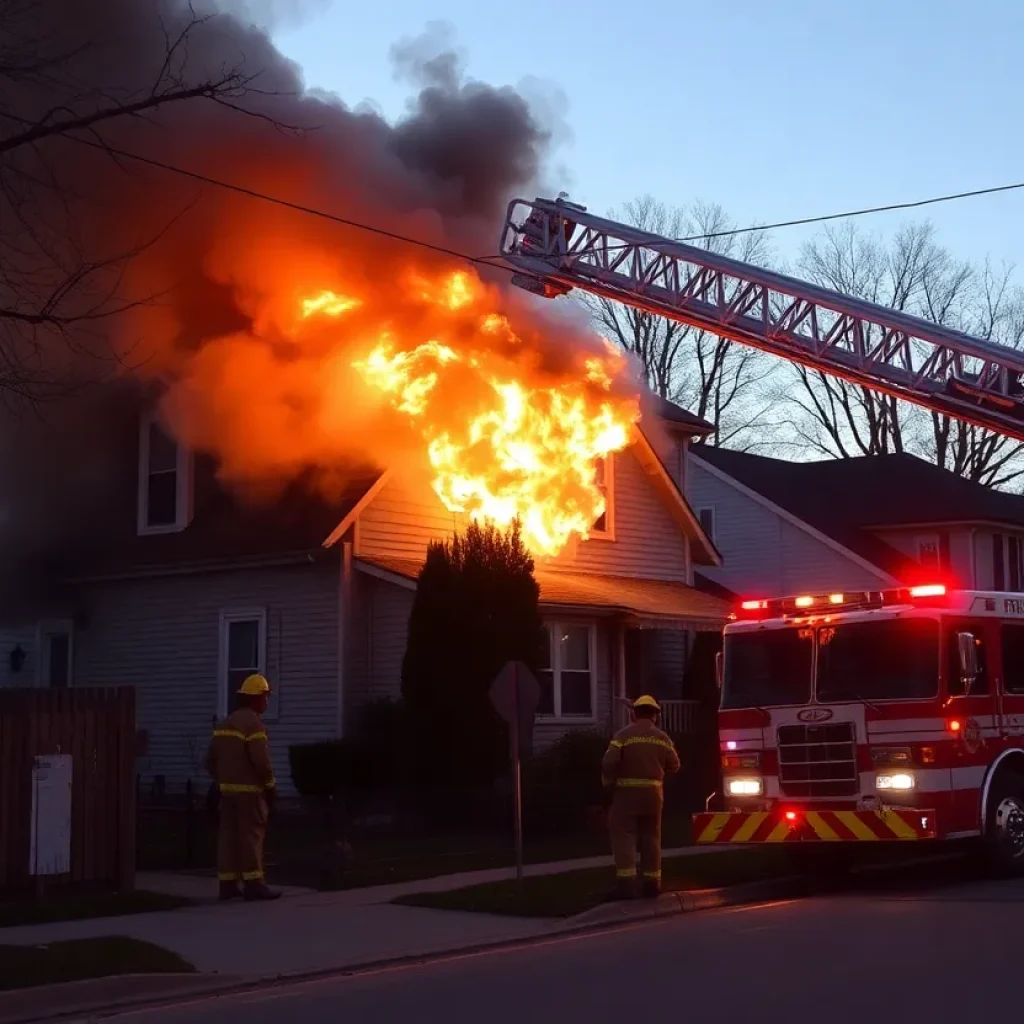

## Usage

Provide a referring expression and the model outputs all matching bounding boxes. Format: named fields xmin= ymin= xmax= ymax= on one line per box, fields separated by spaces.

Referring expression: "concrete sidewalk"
xmin=0 ymin=846 xmax=718 ymax=979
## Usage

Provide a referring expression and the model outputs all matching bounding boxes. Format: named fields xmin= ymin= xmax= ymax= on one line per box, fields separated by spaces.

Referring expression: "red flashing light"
xmin=910 ymin=584 xmax=946 ymax=598
xmin=948 ymin=718 xmax=962 ymax=733
xmin=740 ymin=599 xmax=767 ymax=611
xmin=784 ymin=811 xmax=798 ymax=822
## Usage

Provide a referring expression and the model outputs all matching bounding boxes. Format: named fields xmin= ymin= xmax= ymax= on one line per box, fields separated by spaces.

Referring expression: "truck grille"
xmin=777 ymin=722 xmax=858 ymax=797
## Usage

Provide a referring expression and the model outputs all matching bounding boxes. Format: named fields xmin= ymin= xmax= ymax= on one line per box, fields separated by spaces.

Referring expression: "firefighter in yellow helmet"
xmin=205 ymin=673 xmax=280 ymax=901
xmin=601 ymin=695 xmax=681 ymax=899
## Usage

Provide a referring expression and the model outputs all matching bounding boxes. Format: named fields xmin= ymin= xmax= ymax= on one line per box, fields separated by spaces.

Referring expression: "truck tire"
xmin=984 ymin=769 xmax=1024 ymax=876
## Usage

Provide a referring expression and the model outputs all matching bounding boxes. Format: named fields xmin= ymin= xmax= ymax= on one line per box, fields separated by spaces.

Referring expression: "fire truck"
xmin=687 ymin=584 xmax=1024 ymax=872
xmin=497 ymin=196 xmax=1024 ymax=873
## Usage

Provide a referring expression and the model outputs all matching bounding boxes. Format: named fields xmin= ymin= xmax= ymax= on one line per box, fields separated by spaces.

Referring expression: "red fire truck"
xmin=690 ymin=584 xmax=1024 ymax=873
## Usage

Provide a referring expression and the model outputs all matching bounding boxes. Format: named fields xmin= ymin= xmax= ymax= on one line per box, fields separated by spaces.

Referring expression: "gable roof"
xmin=694 ymin=448 xmax=1024 ymax=531
xmin=65 ymin=460 xmax=382 ymax=580
xmin=650 ymin=396 xmax=715 ymax=435
xmin=690 ymin=448 xmax=934 ymax=578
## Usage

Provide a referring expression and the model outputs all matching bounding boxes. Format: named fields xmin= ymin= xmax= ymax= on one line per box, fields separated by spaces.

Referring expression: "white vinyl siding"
xmin=71 ymin=562 xmax=339 ymax=797
xmin=688 ymin=459 xmax=893 ymax=595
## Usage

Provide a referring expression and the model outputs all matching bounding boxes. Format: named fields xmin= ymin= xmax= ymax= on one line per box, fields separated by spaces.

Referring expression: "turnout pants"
xmin=217 ymin=792 xmax=269 ymax=884
xmin=609 ymin=787 xmax=663 ymax=889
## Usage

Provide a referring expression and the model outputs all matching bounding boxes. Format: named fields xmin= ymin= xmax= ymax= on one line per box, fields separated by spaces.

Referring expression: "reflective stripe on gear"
xmin=219 ymin=783 xmax=265 ymax=794
xmin=616 ymin=778 xmax=662 ymax=788
xmin=212 ymin=729 xmax=268 ymax=741
xmin=616 ymin=868 xmax=637 ymax=878
xmin=217 ymin=872 xmax=242 ymax=882
xmin=642 ymin=870 xmax=662 ymax=880
xmin=621 ymin=736 xmax=674 ymax=751
xmin=242 ymin=870 xmax=264 ymax=881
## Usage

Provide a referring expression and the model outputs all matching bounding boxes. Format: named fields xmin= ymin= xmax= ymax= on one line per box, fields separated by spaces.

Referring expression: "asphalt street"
xmin=109 ymin=870 xmax=1024 ymax=1024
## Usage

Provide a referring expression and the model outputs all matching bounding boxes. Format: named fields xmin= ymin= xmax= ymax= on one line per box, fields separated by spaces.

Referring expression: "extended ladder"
xmin=499 ymin=197 xmax=1024 ymax=440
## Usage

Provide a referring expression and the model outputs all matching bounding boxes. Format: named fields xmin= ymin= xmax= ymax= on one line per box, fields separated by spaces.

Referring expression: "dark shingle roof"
xmin=689 ymin=448 xmax=1024 ymax=577
xmin=648 ymin=396 xmax=714 ymax=434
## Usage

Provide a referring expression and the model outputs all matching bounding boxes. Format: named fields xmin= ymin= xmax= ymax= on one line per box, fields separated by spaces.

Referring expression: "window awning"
xmin=355 ymin=555 xmax=730 ymax=631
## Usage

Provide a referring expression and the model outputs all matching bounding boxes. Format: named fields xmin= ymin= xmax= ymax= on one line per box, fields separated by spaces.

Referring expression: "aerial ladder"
xmin=499 ymin=197 xmax=1024 ymax=440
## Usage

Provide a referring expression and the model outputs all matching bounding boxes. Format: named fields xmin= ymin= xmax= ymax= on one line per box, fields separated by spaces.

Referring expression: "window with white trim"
xmin=218 ymin=609 xmax=272 ymax=719
xmin=537 ymin=622 xmax=595 ymax=719
xmin=138 ymin=414 xmax=192 ymax=535
xmin=590 ymin=457 xmax=614 ymax=537
xmin=697 ymin=506 xmax=716 ymax=543
xmin=37 ymin=620 xmax=74 ymax=689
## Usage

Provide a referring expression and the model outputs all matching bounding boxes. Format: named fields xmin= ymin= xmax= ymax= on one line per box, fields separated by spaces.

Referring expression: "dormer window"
xmin=590 ymin=455 xmax=614 ymax=538
xmin=137 ymin=414 xmax=192 ymax=535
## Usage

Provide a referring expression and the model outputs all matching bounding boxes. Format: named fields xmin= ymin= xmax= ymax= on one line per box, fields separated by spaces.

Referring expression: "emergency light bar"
xmin=736 ymin=584 xmax=948 ymax=620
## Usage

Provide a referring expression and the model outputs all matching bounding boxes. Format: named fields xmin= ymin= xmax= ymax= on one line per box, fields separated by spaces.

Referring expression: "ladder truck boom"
xmin=499 ymin=196 xmax=1024 ymax=440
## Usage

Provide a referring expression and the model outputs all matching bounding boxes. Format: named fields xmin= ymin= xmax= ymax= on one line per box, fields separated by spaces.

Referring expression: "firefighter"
xmin=205 ymin=673 xmax=280 ymax=901
xmin=601 ymin=695 xmax=681 ymax=899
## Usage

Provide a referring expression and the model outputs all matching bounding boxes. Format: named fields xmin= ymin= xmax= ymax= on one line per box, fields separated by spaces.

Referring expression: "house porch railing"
xmin=615 ymin=699 xmax=700 ymax=736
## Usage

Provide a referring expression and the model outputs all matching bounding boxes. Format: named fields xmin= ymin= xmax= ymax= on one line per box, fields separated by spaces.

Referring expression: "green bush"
xmin=288 ymin=698 xmax=410 ymax=802
xmin=522 ymin=729 xmax=610 ymax=835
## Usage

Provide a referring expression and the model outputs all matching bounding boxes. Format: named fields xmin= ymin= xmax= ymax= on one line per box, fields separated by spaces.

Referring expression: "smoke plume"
xmin=0 ymin=0 xmax=641 ymax=577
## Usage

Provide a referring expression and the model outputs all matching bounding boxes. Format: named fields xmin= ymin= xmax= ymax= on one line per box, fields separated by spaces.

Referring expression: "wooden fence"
xmin=0 ymin=687 xmax=136 ymax=892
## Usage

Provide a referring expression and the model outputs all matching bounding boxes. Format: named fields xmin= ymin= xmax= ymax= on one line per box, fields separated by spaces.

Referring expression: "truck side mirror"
xmin=956 ymin=632 xmax=979 ymax=696
xmin=715 ymin=651 xmax=724 ymax=691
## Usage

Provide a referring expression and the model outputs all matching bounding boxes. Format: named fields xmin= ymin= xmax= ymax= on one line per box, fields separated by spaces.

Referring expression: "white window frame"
xmin=536 ymin=621 xmax=598 ymax=722
xmin=589 ymin=455 xmax=615 ymax=540
xmin=218 ymin=608 xmax=270 ymax=719
xmin=36 ymin=619 xmax=74 ymax=689
xmin=137 ymin=413 xmax=193 ymax=536
xmin=697 ymin=505 xmax=716 ymax=543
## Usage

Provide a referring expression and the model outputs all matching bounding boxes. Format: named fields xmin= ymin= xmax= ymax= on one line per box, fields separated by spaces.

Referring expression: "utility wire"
xmin=63 ymin=132 xmax=1024 ymax=264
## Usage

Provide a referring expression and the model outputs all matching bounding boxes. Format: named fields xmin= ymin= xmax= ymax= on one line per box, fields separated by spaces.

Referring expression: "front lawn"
xmin=0 ymin=936 xmax=194 ymax=991
xmin=393 ymin=846 xmax=791 ymax=918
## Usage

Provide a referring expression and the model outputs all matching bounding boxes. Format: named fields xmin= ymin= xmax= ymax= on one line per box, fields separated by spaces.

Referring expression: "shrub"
xmin=288 ymin=698 xmax=411 ymax=805
xmin=402 ymin=520 xmax=543 ymax=793
xmin=522 ymin=729 xmax=610 ymax=835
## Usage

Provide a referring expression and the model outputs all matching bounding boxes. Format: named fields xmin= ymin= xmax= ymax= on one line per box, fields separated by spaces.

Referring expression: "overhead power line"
xmin=64 ymin=133 xmax=1024 ymax=264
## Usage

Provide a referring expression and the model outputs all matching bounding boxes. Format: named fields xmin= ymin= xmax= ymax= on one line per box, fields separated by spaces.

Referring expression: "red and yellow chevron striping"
xmin=692 ymin=808 xmax=936 ymax=844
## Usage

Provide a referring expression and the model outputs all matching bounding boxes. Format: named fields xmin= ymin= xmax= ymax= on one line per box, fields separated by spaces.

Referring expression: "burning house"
xmin=0 ymin=1 xmax=729 ymax=793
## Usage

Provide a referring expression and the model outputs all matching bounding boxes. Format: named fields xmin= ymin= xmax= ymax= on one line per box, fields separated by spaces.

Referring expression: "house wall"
xmin=358 ymin=446 xmax=691 ymax=583
xmin=687 ymin=459 xmax=893 ymax=594
xmin=869 ymin=526 xmax=976 ymax=586
xmin=71 ymin=561 xmax=340 ymax=796
xmin=349 ymin=574 xmax=617 ymax=744
xmin=0 ymin=625 xmax=37 ymax=688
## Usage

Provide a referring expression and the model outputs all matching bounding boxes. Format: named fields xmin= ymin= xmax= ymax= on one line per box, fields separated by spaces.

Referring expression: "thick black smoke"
xmin=0 ymin=0 xmax=577 ymax=579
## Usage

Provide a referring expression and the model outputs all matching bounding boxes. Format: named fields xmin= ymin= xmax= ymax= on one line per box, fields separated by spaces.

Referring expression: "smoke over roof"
xmin=0 ymin=0 xmax=639 ymax=587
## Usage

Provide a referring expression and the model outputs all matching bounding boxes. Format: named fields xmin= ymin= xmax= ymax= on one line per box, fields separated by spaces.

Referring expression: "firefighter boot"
xmin=243 ymin=880 xmax=281 ymax=901
xmin=218 ymin=880 xmax=242 ymax=901
xmin=641 ymin=878 xmax=661 ymax=899
xmin=605 ymin=876 xmax=637 ymax=902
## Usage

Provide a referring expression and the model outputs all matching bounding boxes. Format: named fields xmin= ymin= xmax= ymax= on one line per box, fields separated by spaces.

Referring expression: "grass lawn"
xmin=0 ymin=936 xmax=195 ymax=991
xmin=393 ymin=846 xmax=792 ymax=919
xmin=0 ymin=890 xmax=190 ymax=929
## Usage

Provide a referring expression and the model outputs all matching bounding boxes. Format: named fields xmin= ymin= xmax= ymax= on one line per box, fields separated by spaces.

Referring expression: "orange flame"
xmin=303 ymin=269 xmax=640 ymax=556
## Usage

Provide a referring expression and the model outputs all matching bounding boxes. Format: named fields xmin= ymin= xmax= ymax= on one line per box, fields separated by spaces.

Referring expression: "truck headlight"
xmin=726 ymin=777 xmax=763 ymax=797
xmin=876 ymin=772 xmax=915 ymax=791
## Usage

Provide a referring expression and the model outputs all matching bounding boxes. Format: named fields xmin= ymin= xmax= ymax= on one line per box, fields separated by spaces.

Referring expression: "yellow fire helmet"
xmin=633 ymin=694 xmax=661 ymax=711
xmin=237 ymin=673 xmax=271 ymax=696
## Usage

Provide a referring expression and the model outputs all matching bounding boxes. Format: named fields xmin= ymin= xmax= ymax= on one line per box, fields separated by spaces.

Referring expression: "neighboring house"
xmin=1 ymin=398 xmax=727 ymax=795
xmin=688 ymin=447 xmax=1024 ymax=597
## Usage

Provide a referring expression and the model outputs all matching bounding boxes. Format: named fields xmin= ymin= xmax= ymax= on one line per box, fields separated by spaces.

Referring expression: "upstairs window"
xmin=138 ymin=415 xmax=191 ymax=534
xmin=698 ymin=506 xmax=716 ymax=543
xmin=590 ymin=456 xmax=614 ymax=537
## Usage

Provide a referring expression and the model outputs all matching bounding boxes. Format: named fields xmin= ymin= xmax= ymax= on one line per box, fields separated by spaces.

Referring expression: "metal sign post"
xmin=489 ymin=659 xmax=540 ymax=894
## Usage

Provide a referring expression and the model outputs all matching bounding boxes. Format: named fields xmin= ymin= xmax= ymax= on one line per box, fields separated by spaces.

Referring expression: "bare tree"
xmin=0 ymin=0 xmax=274 ymax=403
xmin=780 ymin=221 xmax=1024 ymax=486
xmin=586 ymin=196 xmax=774 ymax=447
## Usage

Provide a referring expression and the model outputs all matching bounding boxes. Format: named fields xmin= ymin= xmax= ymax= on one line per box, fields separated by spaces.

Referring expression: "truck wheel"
xmin=984 ymin=769 xmax=1024 ymax=876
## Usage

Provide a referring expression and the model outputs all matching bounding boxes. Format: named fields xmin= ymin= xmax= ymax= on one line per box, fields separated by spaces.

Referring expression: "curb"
xmin=1 ymin=874 xmax=807 ymax=1023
